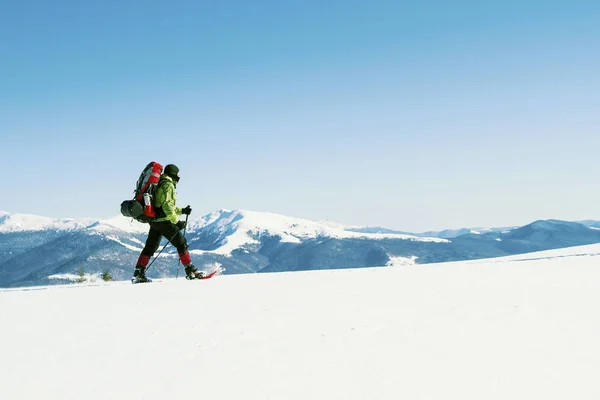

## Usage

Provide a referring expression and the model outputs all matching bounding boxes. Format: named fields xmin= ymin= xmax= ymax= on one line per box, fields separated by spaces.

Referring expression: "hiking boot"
xmin=132 ymin=266 xmax=151 ymax=283
xmin=184 ymin=264 xmax=206 ymax=280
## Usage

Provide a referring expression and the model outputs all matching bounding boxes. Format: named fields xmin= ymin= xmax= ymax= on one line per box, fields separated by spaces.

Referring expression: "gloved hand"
xmin=176 ymin=220 xmax=187 ymax=231
xmin=181 ymin=205 xmax=192 ymax=215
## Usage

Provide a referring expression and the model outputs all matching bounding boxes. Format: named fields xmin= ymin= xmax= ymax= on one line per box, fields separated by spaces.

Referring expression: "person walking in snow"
xmin=133 ymin=164 xmax=205 ymax=283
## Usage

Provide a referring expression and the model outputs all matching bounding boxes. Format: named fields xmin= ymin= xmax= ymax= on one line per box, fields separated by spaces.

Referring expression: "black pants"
xmin=141 ymin=221 xmax=188 ymax=257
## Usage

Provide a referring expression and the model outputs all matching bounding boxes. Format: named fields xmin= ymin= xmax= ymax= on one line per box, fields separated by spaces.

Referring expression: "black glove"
xmin=181 ymin=205 xmax=192 ymax=215
xmin=176 ymin=220 xmax=187 ymax=231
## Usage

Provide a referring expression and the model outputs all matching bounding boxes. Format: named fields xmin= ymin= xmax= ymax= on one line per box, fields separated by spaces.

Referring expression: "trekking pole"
xmin=145 ymin=241 xmax=171 ymax=273
xmin=176 ymin=214 xmax=190 ymax=279
xmin=145 ymin=229 xmax=179 ymax=273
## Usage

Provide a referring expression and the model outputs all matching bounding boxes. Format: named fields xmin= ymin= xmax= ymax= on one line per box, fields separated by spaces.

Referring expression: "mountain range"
xmin=1 ymin=209 xmax=600 ymax=288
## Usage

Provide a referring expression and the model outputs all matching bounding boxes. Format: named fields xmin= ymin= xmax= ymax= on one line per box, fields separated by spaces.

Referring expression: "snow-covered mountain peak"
xmin=0 ymin=212 xmax=94 ymax=233
xmin=0 ymin=211 xmax=151 ymax=234
xmin=92 ymin=215 xmax=149 ymax=234
xmin=189 ymin=209 xmax=447 ymax=255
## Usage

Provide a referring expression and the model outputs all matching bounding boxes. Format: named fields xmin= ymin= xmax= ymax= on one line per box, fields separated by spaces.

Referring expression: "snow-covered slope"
xmin=0 ymin=211 xmax=94 ymax=232
xmin=87 ymin=215 xmax=149 ymax=234
xmin=0 ymin=211 xmax=149 ymax=235
xmin=2 ymin=249 xmax=600 ymax=399
xmin=458 ymin=242 xmax=600 ymax=264
xmin=189 ymin=209 xmax=446 ymax=255
xmin=3 ymin=209 xmax=600 ymax=288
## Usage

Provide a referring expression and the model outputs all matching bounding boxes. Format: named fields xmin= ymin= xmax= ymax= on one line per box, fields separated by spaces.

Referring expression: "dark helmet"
xmin=164 ymin=164 xmax=180 ymax=182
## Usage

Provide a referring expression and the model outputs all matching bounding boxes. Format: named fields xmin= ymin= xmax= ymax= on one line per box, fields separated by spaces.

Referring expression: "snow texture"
xmin=2 ymin=244 xmax=600 ymax=399
xmin=191 ymin=209 xmax=447 ymax=255
xmin=385 ymin=255 xmax=418 ymax=266
xmin=0 ymin=212 xmax=94 ymax=232
xmin=0 ymin=209 xmax=445 ymax=257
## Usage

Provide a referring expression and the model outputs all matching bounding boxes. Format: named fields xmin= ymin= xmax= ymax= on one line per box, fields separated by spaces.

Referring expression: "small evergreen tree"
xmin=76 ymin=266 xmax=86 ymax=283
xmin=101 ymin=269 xmax=113 ymax=281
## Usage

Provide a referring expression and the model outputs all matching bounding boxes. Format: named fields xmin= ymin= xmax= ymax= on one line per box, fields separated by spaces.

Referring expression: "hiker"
xmin=132 ymin=164 xmax=205 ymax=283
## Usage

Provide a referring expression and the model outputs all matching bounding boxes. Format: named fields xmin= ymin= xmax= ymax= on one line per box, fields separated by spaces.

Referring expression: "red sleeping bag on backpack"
xmin=135 ymin=162 xmax=163 ymax=218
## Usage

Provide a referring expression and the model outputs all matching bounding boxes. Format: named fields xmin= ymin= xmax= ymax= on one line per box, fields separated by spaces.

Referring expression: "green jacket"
xmin=152 ymin=175 xmax=182 ymax=224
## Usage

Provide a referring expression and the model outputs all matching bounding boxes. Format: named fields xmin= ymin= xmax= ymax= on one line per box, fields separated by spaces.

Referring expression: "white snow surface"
xmin=189 ymin=209 xmax=446 ymax=255
xmin=48 ymin=273 xmax=102 ymax=282
xmin=455 ymin=242 xmax=600 ymax=264
xmin=2 ymin=245 xmax=600 ymax=399
xmin=385 ymin=255 xmax=418 ymax=266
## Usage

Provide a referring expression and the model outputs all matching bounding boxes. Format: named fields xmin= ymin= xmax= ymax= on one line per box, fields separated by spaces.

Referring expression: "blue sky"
xmin=1 ymin=0 xmax=599 ymax=231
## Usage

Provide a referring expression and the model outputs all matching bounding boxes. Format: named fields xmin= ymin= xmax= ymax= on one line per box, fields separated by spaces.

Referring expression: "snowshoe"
xmin=132 ymin=275 xmax=152 ymax=284
xmin=184 ymin=265 xmax=206 ymax=280
xmin=132 ymin=266 xmax=152 ymax=284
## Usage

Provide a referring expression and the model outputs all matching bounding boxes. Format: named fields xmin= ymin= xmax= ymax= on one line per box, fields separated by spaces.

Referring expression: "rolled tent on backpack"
xmin=120 ymin=199 xmax=144 ymax=219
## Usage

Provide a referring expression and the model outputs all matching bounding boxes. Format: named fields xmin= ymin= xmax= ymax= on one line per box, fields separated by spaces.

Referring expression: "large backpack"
xmin=120 ymin=162 xmax=164 ymax=223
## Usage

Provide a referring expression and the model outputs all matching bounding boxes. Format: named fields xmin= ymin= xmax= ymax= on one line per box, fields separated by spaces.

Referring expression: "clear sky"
xmin=1 ymin=0 xmax=599 ymax=232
